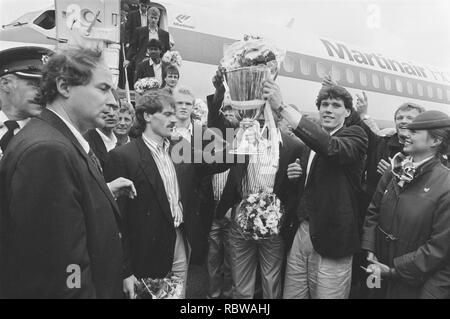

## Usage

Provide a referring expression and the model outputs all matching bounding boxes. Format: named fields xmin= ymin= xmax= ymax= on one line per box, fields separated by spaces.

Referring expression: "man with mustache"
xmin=104 ymin=90 xmax=233 ymax=298
xmin=0 ymin=46 xmax=52 ymax=158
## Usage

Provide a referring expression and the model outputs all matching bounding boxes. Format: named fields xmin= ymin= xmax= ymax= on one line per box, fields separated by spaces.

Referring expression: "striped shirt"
xmin=142 ymin=134 xmax=183 ymax=227
xmin=212 ymin=169 xmax=230 ymax=201
xmin=242 ymin=130 xmax=282 ymax=196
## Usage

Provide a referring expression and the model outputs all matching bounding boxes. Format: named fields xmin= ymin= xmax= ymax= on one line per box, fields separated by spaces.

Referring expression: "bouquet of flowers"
xmin=236 ymin=188 xmax=284 ymax=240
xmin=133 ymin=77 xmax=161 ymax=94
xmin=162 ymin=50 xmax=183 ymax=68
xmin=135 ymin=273 xmax=184 ymax=299
xmin=221 ymin=35 xmax=285 ymax=76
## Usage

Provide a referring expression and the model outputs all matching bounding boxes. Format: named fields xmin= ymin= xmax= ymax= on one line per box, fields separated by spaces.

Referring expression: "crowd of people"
xmin=0 ymin=0 xmax=449 ymax=300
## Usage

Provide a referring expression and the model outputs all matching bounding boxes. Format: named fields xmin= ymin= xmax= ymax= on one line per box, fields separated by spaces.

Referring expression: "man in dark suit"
xmin=124 ymin=0 xmax=150 ymax=46
xmin=207 ymin=70 xmax=305 ymax=299
xmin=0 ymin=46 xmax=53 ymax=158
xmin=262 ymin=80 xmax=368 ymax=299
xmin=125 ymin=6 xmax=171 ymax=69
xmin=104 ymin=90 xmax=232 ymax=299
xmin=0 ymin=48 xmax=136 ymax=298
xmin=134 ymin=39 xmax=169 ymax=85
xmin=84 ymin=90 xmax=121 ymax=171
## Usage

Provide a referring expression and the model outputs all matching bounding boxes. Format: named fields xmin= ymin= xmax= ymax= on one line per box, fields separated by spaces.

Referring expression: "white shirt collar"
xmin=47 ymin=108 xmax=90 ymax=154
xmin=96 ymin=128 xmax=117 ymax=152
xmin=175 ymin=121 xmax=193 ymax=141
xmin=329 ymin=124 xmax=343 ymax=136
xmin=148 ymin=58 xmax=161 ymax=67
xmin=142 ymin=133 xmax=170 ymax=152
xmin=0 ymin=110 xmax=30 ymax=129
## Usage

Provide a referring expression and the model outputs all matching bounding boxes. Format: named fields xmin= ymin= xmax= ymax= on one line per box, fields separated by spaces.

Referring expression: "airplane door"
xmin=55 ymin=0 xmax=121 ymax=86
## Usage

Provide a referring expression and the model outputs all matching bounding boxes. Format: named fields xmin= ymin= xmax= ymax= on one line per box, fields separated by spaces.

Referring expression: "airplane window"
xmin=331 ymin=65 xmax=341 ymax=82
xmin=282 ymin=55 xmax=295 ymax=73
xmin=417 ymin=83 xmax=424 ymax=96
xmin=360 ymin=71 xmax=368 ymax=87
xmin=372 ymin=74 xmax=380 ymax=88
xmin=346 ymin=69 xmax=354 ymax=83
xmin=300 ymin=59 xmax=311 ymax=75
xmin=437 ymin=87 xmax=443 ymax=100
xmin=395 ymin=79 xmax=403 ymax=93
xmin=384 ymin=76 xmax=391 ymax=90
xmin=316 ymin=62 xmax=328 ymax=79
xmin=406 ymin=81 xmax=414 ymax=95
xmin=33 ymin=10 xmax=55 ymax=30
xmin=427 ymin=86 xmax=434 ymax=98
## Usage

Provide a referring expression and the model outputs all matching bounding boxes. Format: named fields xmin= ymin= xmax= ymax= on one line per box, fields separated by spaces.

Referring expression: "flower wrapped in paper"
xmin=134 ymin=77 xmax=161 ymax=95
xmin=236 ymin=188 xmax=285 ymax=241
xmin=135 ymin=273 xmax=184 ymax=299
xmin=162 ymin=51 xmax=183 ymax=68
xmin=220 ymin=36 xmax=285 ymax=155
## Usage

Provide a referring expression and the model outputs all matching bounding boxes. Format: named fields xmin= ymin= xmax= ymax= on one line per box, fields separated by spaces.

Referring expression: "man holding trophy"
xmin=209 ymin=36 xmax=305 ymax=299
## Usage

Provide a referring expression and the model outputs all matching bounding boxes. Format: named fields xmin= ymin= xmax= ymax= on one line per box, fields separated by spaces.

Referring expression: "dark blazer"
xmin=362 ymin=158 xmax=450 ymax=299
xmin=125 ymin=10 xmax=145 ymax=45
xmin=294 ymin=116 xmax=368 ymax=259
xmin=84 ymin=129 xmax=109 ymax=171
xmin=134 ymin=59 xmax=169 ymax=85
xmin=127 ymin=26 xmax=170 ymax=65
xmin=104 ymin=136 xmax=231 ymax=279
xmin=0 ymin=109 xmax=124 ymax=298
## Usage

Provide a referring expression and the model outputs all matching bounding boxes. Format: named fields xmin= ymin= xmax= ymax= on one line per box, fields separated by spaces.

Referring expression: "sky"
xmin=1 ymin=0 xmax=449 ymax=70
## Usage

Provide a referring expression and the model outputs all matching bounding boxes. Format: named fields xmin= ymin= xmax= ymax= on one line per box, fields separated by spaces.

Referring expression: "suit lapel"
xmin=274 ymin=138 xmax=290 ymax=194
xmin=92 ymin=130 xmax=108 ymax=165
xmin=136 ymin=138 xmax=174 ymax=225
xmin=40 ymin=109 xmax=121 ymax=219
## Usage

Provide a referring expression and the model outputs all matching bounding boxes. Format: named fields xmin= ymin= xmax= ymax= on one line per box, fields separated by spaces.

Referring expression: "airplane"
xmin=1 ymin=0 xmax=449 ymax=128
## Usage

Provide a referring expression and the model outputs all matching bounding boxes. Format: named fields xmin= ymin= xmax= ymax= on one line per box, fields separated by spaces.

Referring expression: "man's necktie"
xmin=88 ymin=149 xmax=103 ymax=174
xmin=0 ymin=120 xmax=19 ymax=152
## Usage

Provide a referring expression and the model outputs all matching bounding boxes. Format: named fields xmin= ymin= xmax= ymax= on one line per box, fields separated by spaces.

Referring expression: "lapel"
xmin=306 ymin=126 xmax=345 ymax=188
xmin=136 ymin=137 xmax=174 ymax=225
xmin=40 ymin=109 xmax=121 ymax=219
xmin=273 ymin=137 xmax=290 ymax=194
xmin=92 ymin=130 xmax=108 ymax=165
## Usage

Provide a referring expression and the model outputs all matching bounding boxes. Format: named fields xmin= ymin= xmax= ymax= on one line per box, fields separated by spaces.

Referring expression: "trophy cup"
xmin=221 ymin=36 xmax=285 ymax=155
xmin=224 ymin=65 xmax=271 ymax=154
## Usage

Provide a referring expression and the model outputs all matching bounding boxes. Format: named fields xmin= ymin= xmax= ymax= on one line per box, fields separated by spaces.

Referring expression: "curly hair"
xmin=134 ymin=90 xmax=175 ymax=135
xmin=39 ymin=48 xmax=103 ymax=105
xmin=315 ymin=85 xmax=353 ymax=110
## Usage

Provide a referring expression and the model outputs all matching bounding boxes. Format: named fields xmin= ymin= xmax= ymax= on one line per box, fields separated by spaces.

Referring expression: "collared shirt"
xmin=148 ymin=58 xmax=163 ymax=86
xmin=304 ymin=125 xmax=342 ymax=187
xmin=148 ymin=27 xmax=175 ymax=49
xmin=142 ymin=134 xmax=183 ymax=227
xmin=213 ymin=170 xmax=230 ymax=201
xmin=175 ymin=122 xmax=193 ymax=142
xmin=241 ymin=129 xmax=282 ymax=196
xmin=148 ymin=27 xmax=159 ymax=41
xmin=47 ymin=108 xmax=90 ymax=154
xmin=96 ymin=128 xmax=117 ymax=152
xmin=0 ymin=110 xmax=29 ymax=141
